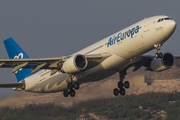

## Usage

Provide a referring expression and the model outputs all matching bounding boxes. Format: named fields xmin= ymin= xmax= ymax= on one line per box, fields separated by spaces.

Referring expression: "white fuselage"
xmin=24 ymin=15 xmax=176 ymax=93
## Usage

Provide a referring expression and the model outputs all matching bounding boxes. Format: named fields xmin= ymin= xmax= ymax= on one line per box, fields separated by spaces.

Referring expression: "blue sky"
xmin=0 ymin=1 xmax=180 ymax=97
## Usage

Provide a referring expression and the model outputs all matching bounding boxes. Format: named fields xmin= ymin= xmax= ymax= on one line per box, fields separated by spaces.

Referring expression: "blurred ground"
xmin=0 ymin=68 xmax=180 ymax=108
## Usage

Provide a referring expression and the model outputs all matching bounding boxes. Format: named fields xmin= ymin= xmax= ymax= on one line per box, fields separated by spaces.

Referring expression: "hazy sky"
xmin=0 ymin=0 xmax=180 ymax=97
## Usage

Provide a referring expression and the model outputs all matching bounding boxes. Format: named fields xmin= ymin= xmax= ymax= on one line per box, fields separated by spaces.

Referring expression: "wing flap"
xmin=0 ymin=57 xmax=65 ymax=69
xmin=0 ymin=62 xmax=5 ymax=67
xmin=31 ymin=63 xmax=47 ymax=74
xmin=12 ymin=62 xmax=29 ymax=73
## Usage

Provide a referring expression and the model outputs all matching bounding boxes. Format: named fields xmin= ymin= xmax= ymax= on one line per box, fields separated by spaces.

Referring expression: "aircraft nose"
xmin=169 ymin=20 xmax=176 ymax=31
xmin=163 ymin=20 xmax=176 ymax=39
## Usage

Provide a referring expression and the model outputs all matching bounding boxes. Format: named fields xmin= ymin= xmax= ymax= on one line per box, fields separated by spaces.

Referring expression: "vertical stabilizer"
xmin=3 ymin=37 xmax=33 ymax=82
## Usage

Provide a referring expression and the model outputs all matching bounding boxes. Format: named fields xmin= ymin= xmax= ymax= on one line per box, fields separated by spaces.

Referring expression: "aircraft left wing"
xmin=127 ymin=53 xmax=179 ymax=72
xmin=0 ymin=53 xmax=111 ymax=75
xmin=0 ymin=82 xmax=24 ymax=88
xmin=124 ymin=55 xmax=154 ymax=72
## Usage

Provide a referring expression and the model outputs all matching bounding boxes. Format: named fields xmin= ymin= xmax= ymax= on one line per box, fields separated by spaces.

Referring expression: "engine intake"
xmin=149 ymin=53 xmax=174 ymax=72
xmin=61 ymin=54 xmax=88 ymax=73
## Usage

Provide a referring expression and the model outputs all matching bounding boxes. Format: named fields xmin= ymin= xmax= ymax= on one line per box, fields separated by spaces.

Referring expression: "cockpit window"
xmin=157 ymin=18 xmax=164 ymax=22
xmin=164 ymin=17 xmax=172 ymax=20
xmin=157 ymin=17 xmax=172 ymax=23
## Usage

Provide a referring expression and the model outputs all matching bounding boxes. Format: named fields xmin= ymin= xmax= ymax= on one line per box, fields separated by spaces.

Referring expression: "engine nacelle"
xmin=61 ymin=54 xmax=88 ymax=74
xmin=149 ymin=53 xmax=174 ymax=72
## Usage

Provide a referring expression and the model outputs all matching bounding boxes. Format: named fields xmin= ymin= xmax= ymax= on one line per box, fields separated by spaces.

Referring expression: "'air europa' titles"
xmin=107 ymin=25 xmax=140 ymax=47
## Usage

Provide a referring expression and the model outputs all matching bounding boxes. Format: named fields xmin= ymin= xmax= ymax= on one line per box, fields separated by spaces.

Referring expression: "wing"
xmin=126 ymin=54 xmax=180 ymax=72
xmin=0 ymin=53 xmax=111 ymax=75
xmin=126 ymin=55 xmax=154 ymax=72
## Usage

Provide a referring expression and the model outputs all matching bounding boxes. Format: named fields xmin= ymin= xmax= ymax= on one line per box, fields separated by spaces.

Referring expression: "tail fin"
xmin=3 ymin=37 xmax=33 ymax=82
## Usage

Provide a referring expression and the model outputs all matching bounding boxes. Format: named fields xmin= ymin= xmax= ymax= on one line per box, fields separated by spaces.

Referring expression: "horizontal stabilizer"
xmin=0 ymin=83 xmax=24 ymax=88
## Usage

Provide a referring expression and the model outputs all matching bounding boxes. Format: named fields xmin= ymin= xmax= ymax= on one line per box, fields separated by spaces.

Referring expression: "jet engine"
xmin=149 ymin=53 xmax=174 ymax=72
xmin=61 ymin=54 xmax=88 ymax=73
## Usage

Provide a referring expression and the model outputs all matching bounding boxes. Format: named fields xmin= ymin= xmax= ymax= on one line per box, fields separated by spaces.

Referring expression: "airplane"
xmin=0 ymin=15 xmax=177 ymax=97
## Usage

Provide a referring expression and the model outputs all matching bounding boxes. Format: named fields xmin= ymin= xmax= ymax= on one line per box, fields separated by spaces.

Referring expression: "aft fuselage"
xmin=24 ymin=15 xmax=176 ymax=93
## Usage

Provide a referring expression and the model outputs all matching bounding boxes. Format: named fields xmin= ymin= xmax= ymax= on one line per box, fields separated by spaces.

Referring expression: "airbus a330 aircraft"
xmin=0 ymin=15 xmax=177 ymax=97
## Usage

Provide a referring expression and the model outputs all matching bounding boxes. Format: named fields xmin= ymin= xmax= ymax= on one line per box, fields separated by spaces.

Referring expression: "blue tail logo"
xmin=4 ymin=37 xmax=33 ymax=82
xmin=14 ymin=53 xmax=24 ymax=73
